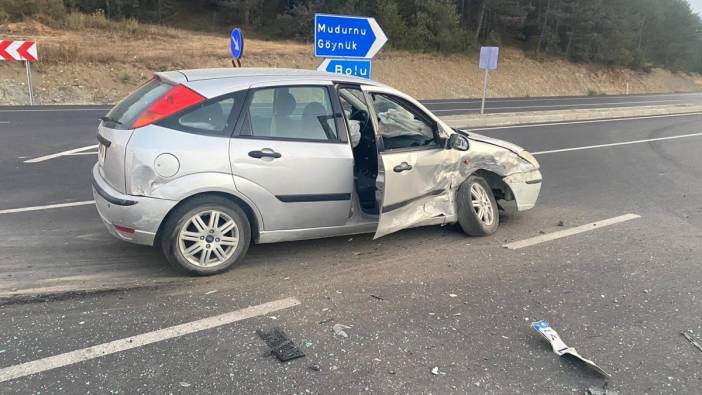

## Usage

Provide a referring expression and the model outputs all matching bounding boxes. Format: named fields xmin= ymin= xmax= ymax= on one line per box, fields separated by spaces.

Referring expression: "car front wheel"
xmin=161 ymin=196 xmax=251 ymax=276
xmin=456 ymin=175 xmax=499 ymax=236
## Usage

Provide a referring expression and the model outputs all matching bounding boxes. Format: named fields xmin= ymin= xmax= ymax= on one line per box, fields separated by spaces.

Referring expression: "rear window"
xmin=158 ymin=91 xmax=246 ymax=136
xmin=105 ymin=78 xmax=172 ymax=129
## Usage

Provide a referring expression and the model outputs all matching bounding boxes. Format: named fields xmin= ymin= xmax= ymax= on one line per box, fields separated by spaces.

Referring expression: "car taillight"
xmin=132 ymin=84 xmax=206 ymax=128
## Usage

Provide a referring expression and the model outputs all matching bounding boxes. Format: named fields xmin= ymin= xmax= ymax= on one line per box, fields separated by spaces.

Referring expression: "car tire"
xmin=456 ymin=175 xmax=500 ymax=236
xmin=161 ymin=196 xmax=251 ymax=276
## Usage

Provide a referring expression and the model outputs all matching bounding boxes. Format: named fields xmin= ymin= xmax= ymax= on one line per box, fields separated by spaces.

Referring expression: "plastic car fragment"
xmin=257 ymin=327 xmax=305 ymax=362
xmin=531 ymin=320 xmax=610 ymax=377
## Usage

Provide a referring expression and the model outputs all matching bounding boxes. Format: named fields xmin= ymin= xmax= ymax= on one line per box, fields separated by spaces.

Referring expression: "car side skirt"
xmin=256 ymin=215 xmax=452 ymax=244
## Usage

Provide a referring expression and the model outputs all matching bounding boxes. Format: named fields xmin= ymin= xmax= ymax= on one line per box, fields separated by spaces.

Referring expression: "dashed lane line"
xmin=532 ymin=132 xmax=702 ymax=155
xmin=0 ymin=201 xmax=96 ymax=215
xmin=0 ymin=297 xmax=301 ymax=383
xmin=24 ymin=144 xmax=98 ymax=163
xmin=503 ymin=214 xmax=641 ymax=250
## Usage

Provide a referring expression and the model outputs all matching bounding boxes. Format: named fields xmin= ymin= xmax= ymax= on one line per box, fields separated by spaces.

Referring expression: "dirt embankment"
xmin=1 ymin=19 xmax=702 ymax=105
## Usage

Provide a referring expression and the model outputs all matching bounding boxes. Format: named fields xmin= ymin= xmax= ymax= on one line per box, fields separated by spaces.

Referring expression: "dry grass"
xmin=1 ymin=18 xmax=701 ymax=105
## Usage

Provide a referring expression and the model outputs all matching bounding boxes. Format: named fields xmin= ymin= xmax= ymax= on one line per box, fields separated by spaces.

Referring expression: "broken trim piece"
xmin=531 ymin=320 xmax=611 ymax=378
xmin=257 ymin=327 xmax=305 ymax=362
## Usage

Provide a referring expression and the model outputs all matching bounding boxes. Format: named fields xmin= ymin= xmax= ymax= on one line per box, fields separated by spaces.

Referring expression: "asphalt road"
xmin=1 ymin=105 xmax=702 ymax=393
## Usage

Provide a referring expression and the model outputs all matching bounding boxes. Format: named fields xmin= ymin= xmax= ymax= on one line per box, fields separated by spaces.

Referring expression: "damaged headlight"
xmin=519 ymin=150 xmax=540 ymax=169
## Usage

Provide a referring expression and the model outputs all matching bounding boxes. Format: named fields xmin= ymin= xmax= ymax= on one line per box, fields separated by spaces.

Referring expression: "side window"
xmin=371 ymin=93 xmax=437 ymax=150
xmin=160 ymin=92 xmax=243 ymax=136
xmin=242 ymin=86 xmax=339 ymax=141
xmin=338 ymin=87 xmax=371 ymax=148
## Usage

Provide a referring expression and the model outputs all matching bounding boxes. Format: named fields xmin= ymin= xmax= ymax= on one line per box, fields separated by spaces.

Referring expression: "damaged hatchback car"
xmin=92 ymin=68 xmax=542 ymax=275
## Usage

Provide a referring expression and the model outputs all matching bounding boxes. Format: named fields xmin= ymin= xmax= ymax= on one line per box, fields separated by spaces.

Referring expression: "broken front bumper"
xmin=503 ymin=169 xmax=543 ymax=211
xmin=91 ymin=163 xmax=177 ymax=246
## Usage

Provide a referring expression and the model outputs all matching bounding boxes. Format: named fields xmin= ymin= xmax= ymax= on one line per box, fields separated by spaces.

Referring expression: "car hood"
xmin=466 ymin=132 xmax=524 ymax=154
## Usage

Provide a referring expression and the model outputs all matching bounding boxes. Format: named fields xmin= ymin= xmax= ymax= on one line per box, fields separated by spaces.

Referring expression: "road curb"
xmin=441 ymin=104 xmax=702 ymax=128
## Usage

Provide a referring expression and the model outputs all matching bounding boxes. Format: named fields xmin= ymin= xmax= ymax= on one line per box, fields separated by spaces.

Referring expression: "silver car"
xmin=92 ymin=68 xmax=542 ymax=275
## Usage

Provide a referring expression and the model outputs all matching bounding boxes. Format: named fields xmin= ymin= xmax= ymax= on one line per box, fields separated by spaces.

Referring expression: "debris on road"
xmin=531 ymin=320 xmax=611 ymax=377
xmin=557 ymin=220 xmax=565 ymax=227
xmin=319 ymin=318 xmax=334 ymax=325
xmin=449 ymin=293 xmax=458 ymax=298
xmin=370 ymin=294 xmax=385 ymax=301
xmin=682 ymin=331 xmax=702 ymax=353
xmin=257 ymin=327 xmax=305 ymax=362
xmin=588 ymin=384 xmax=619 ymax=395
xmin=332 ymin=324 xmax=351 ymax=338
xmin=308 ymin=364 xmax=321 ymax=372
xmin=204 ymin=290 xmax=217 ymax=295
xmin=430 ymin=366 xmax=446 ymax=375
xmin=179 ymin=382 xmax=191 ymax=388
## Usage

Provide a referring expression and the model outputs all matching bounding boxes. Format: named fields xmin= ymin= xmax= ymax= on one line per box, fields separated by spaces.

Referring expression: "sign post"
xmin=230 ymin=28 xmax=244 ymax=67
xmin=0 ymin=40 xmax=39 ymax=105
xmin=478 ymin=46 xmax=499 ymax=115
xmin=25 ymin=61 xmax=33 ymax=105
xmin=314 ymin=14 xmax=387 ymax=80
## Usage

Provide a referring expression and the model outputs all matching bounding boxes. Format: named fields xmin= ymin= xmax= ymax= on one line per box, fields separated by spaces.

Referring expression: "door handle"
xmin=248 ymin=150 xmax=282 ymax=159
xmin=393 ymin=162 xmax=413 ymax=173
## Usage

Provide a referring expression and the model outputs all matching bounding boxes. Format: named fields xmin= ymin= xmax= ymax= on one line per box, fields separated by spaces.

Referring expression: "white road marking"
xmin=24 ymin=144 xmax=98 ymax=163
xmin=0 ymin=121 xmax=9 ymax=124
xmin=504 ymin=214 xmax=641 ymax=250
xmin=0 ymin=201 xmax=96 ymax=215
xmin=470 ymin=112 xmax=702 ymax=131
xmin=0 ymin=297 xmax=301 ymax=383
xmin=532 ymin=132 xmax=702 ymax=155
xmin=64 ymin=151 xmax=98 ymax=156
xmin=432 ymin=99 xmax=682 ymax=113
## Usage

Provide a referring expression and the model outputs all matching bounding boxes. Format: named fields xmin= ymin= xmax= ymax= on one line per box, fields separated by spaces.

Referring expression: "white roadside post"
xmin=481 ymin=68 xmax=489 ymax=114
xmin=0 ymin=40 xmax=39 ymax=105
xmin=25 ymin=60 xmax=34 ymax=105
xmin=479 ymin=47 xmax=499 ymax=115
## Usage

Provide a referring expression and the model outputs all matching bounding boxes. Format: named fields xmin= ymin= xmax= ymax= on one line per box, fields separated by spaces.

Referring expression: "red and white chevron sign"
xmin=0 ymin=40 xmax=38 ymax=62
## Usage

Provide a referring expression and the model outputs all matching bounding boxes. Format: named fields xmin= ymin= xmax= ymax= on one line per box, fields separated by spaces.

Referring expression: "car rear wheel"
xmin=161 ymin=196 xmax=250 ymax=276
xmin=456 ymin=175 xmax=499 ymax=236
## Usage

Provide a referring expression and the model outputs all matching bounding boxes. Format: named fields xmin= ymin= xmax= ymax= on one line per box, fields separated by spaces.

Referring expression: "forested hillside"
xmin=2 ymin=0 xmax=702 ymax=72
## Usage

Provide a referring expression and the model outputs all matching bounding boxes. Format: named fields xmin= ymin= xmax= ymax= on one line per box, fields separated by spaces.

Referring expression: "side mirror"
xmin=447 ymin=133 xmax=470 ymax=151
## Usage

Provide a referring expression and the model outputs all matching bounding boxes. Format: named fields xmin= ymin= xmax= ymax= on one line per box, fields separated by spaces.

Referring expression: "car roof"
xmin=161 ymin=67 xmax=383 ymax=87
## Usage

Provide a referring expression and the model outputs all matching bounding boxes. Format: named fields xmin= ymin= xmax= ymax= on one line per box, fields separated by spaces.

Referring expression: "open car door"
xmin=362 ymin=86 xmax=457 ymax=239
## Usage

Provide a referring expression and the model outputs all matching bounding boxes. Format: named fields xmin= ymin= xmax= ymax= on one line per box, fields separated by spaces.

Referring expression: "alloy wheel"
xmin=470 ymin=183 xmax=495 ymax=226
xmin=177 ymin=210 xmax=240 ymax=267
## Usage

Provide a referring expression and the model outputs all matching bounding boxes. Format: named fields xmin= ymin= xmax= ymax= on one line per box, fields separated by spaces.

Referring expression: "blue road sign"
xmin=317 ymin=58 xmax=372 ymax=79
xmin=315 ymin=14 xmax=387 ymax=59
xmin=479 ymin=46 xmax=499 ymax=70
xmin=230 ymin=28 xmax=244 ymax=60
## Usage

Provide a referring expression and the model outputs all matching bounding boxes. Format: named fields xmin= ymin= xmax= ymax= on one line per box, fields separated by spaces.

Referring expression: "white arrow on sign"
xmin=317 ymin=59 xmax=331 ymax=72
xmin=367 ymin=18 xmax=387 ymax=59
